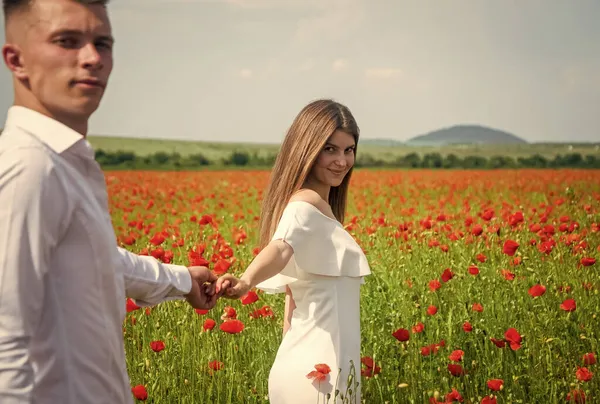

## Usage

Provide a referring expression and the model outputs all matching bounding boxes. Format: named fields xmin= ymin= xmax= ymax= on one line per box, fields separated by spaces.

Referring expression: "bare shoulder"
xmin=289 ymin=189 xmax=334 ymax=218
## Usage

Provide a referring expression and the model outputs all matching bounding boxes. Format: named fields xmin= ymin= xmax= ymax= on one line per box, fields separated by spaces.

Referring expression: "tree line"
xmin=94 ymin=149 xmax=600 ymax=170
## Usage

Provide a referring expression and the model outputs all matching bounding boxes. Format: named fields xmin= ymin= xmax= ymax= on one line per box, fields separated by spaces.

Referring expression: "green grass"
xmin=89 ymin=135 xmax=600 ymax=161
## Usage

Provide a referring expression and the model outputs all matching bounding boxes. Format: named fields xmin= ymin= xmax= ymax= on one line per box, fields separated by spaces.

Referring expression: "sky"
xmin=1 ymin=0 xmax=599 ymax=144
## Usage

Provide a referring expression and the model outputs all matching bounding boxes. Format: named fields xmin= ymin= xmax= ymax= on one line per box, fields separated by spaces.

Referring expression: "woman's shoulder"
xmin=288 ymin=189 xmax=336 ymax=220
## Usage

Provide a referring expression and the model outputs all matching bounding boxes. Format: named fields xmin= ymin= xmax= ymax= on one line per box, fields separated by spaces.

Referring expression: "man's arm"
xmin=115 ymin=248 xmax=219 ymax=309
xmin=0 ymin=150 xmax=65 ymax=403
xmin=115 ymin=247 xmax=192 ymax=306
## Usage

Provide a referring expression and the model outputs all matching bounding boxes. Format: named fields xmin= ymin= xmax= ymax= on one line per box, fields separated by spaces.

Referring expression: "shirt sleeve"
xmin=0 ymin=148 xmax=66 ymax=403
xmin=115 ymin=247 xmax=192 ymax=307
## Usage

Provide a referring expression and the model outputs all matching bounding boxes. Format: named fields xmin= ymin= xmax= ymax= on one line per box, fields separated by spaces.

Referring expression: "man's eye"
xmin=96 ymin=42 xmax=112 ymax=50
xmin=56 ymin=38 xmax=78 ymax=48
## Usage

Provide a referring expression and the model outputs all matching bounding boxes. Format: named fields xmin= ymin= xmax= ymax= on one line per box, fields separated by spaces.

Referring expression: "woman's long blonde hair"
xmin=258 ymin=99 xmax=360 ymax=248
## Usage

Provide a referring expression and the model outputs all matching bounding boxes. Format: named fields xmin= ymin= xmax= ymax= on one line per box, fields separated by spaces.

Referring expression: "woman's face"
xmin=308 ymin=130 xmax=356 ymax=188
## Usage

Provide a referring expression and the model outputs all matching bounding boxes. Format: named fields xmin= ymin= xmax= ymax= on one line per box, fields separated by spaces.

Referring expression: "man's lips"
xmin=73 ymin=79 xmax=105 ymax=89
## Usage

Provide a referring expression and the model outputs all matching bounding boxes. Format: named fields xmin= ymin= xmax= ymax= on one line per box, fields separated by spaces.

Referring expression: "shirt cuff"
xmin=166 ymin=264 xmax=193 ymax=296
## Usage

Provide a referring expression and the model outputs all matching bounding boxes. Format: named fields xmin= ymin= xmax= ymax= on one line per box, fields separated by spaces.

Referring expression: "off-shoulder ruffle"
xmin=256 ymin=201 xmax=371 ymax=294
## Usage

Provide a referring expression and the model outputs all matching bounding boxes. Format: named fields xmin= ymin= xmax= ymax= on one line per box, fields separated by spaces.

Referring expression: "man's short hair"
xmin=3 ymin=0 xmax=109 ymax=18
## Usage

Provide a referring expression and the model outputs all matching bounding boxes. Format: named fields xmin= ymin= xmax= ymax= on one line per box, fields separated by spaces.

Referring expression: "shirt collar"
xmin=4 ymin=106 xmax=92 ymax=157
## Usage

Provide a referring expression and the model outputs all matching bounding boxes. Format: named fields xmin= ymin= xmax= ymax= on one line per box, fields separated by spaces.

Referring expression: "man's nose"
xmin=80 ymin=43 xmax=103 ymax=70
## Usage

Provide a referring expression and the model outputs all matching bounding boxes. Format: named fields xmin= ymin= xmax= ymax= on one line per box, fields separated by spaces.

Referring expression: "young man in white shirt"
xmin=0 ymin=0 xmax=224 ymax=402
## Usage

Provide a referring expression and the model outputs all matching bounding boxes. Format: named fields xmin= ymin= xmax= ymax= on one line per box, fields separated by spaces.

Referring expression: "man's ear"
xmin=2 ymin=43 xmax=28 ymax=80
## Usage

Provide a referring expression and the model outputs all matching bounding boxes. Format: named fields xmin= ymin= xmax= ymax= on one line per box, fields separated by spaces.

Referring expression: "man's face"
xmin=6 ymin=0 xmax=114 ymax=118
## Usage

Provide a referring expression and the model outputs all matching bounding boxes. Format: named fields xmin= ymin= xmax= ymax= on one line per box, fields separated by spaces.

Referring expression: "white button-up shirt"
xmin=0 ymin=106 xmax=192 ymax=404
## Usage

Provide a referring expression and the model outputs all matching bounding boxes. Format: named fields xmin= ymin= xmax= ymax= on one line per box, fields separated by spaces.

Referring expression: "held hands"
xmin=184 ymin=266 xmax=223 ymax=310
xmin=184 ymin=267 xmax=247 ymax=309
xmin=215 ymin=273 xmax=250 ymax=300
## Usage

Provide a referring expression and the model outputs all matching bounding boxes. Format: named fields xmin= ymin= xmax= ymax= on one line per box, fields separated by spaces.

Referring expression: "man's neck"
xmin=13 ymin=100 xmax=88 ymax=137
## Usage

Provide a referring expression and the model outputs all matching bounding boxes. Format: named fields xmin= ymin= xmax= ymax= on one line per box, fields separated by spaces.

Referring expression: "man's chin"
xmin=72 ymin=99 xmax=103 ymax=116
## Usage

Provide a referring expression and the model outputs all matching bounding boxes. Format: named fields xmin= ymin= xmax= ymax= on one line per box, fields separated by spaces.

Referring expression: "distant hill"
xmin=361 ymin=138 xmax=404 ymax=147
xmin=406 ymin=125 xmax=527 ymax=146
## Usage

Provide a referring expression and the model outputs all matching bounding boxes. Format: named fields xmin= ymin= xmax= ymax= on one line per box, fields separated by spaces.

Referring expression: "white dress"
xmin=256 ymin=201 xmax=371 ymax=404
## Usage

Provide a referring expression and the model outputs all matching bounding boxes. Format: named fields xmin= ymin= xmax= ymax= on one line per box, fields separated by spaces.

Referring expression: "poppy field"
xmin=110 ymin=169 xmax=600 ymax=403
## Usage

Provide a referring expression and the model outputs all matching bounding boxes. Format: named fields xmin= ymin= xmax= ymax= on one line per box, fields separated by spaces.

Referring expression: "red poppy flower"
xmin=392 ymin=328 xmax=410 ymax=342
xmin=131 ymin=385 xmax=148 ymax=401
xmin=476 ymin=253 xmax=487 ymax=263
xmin=580 ymin=257 xmax=595 ymax=267
xmin=582 ymin=352 xmax=596 ymax=365
xmin=560 ymin=299 xmax=577 ymax=312
xmin=490 ymin=338 xmax=506 ymax=348
xmin=441 ymin=268 xmax=454 ymax=282
xmin=221 ymin=306 xmax=237 ymax=320
xmin=208 ymin=360 xmax=224 ymax=371
xmin=503 ymin=240 xmax=519 ymax=256
xmin=472 ymin=303 xmax=484 ymax=312
xmin=306 ymin=363 xmax=331 ymax=382
xmin=360 ymin=356 xmax=381 ymax=378
xmin=213 ymin=259 xmax=232 ymax=275
xmin=427 ymin=305 xmax=438 ymax=316
xmin=220 ymin=319 xmax=245 ymax=334
xmin=567 ymin=389 xmax=586 ymax=402
xmin=149 ymin=233 xmax=165 ymax=246
xmin=412 ymin=322 xmax=425 ymax=334
xmin=462 ymin=322 xmax=473 ymax=332
xmin=241 ymin=290 xmax=259 ymax=305
xmin=471 ymin=224 xmax=483 ymax=236
xmin=429 ymin=279 xmax=442 ymax=292
xmin=528 ymin=284 xmax=546 ymax=297
xmin=126 ymin=298 xmax=140 ymax=313
xmin=195 ymin=308 xmax=209 ymax=315
xmin=188 ymin=251 xmax=209 ymax=267
xmin=468 ymin=265 xmax=479 ymax=275
xmin=576 ymin=367 xmax=593 ymax=382
xmin=445 ymin=388 xmax=463 ymax=402
xmin=487 ymin=379 xmax=503 ymax=391
xmin=447 ymin=363 xmax=465 ymax=376
xmin=504 ymin=328 xmax=522 ymax=350
xmin=448 ymin=350 xmax=464 ymax=362
xmin=203 ymin=318 xmax=216 ymax=331
xmin=481 ymin=397 xmax=497 ymax=404
xmin=150 ymin=340 xmax=165 ymax=353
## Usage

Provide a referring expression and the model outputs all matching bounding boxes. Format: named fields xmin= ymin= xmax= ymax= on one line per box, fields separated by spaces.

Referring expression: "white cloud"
xmin=332 ymin=58 xmax=348 ymax=72
xmin=365 ymin=68 xmax=403 ymax=80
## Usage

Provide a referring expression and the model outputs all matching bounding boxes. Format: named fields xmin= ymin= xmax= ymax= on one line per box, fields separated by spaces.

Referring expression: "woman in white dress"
xmin=216 ymin=99 xmax=371 ymax=403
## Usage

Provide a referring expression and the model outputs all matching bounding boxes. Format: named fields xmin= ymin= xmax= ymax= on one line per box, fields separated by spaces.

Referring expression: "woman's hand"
xmin=216 ymin=274 xmax=251 ymax=299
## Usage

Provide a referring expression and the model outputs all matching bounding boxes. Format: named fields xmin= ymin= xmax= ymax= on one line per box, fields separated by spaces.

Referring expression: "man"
xmin=0 ymin=0 xmax=221 ymax=402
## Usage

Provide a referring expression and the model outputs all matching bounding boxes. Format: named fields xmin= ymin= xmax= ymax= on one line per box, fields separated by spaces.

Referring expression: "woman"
xmin=217 ymin=99 xmax=371 ymax=403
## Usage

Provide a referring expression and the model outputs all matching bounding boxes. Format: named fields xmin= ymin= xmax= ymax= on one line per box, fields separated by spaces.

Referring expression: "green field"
xmin=88 ymin=135 xmax=600 ymax=162
xmin=113 ymin=169 xmax=600 ymax=403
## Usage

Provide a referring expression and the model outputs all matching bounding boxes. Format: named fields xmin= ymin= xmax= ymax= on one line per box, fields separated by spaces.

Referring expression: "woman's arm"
xmin=216 ymin=239 xmax=293 ymax=298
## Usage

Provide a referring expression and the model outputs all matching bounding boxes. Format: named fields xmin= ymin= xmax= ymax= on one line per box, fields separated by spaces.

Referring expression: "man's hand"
xmin=215 ymin=274 xmax=251 ymax=299
xmin=184 ymin=266 xmax=220 ymax=310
